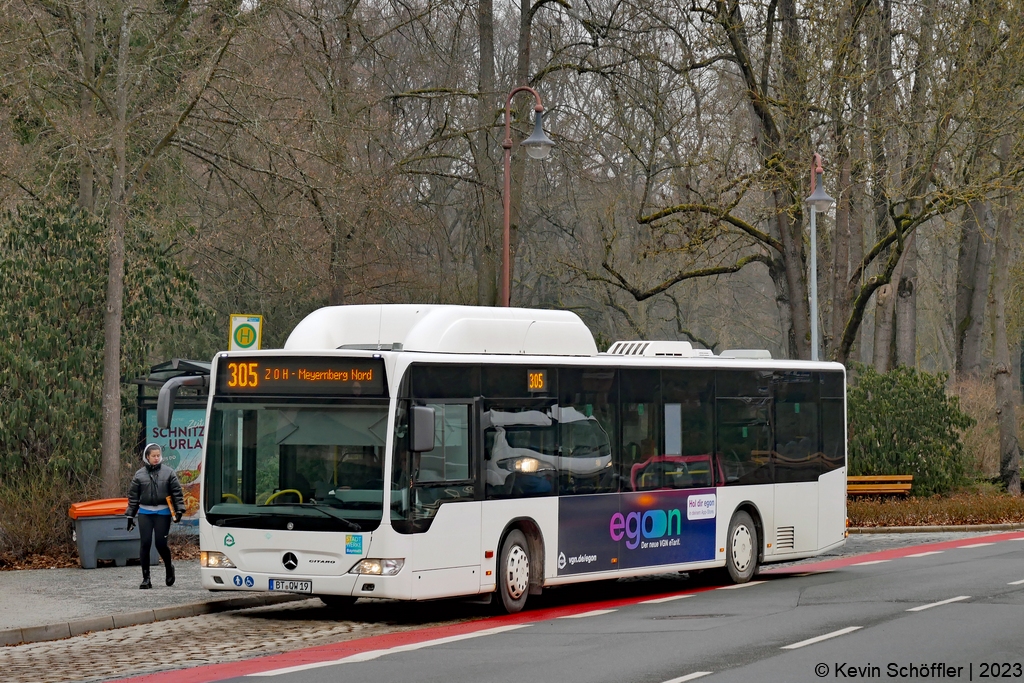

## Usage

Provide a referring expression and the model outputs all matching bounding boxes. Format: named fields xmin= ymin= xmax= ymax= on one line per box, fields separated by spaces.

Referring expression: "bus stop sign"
xmin=229 ymin=314 xmax=263 ymax=351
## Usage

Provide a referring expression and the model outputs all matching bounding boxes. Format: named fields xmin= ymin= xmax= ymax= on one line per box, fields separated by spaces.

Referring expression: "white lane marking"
xmin=851 ymin=560 xmax=890 ymax=566
xmin=904 ymin=551 xmax=943 ymax=558
xmin=247 ymin=624 xmax=529 ymax=676
xmin=781 ymin=626 xmax=862 ymax=650
xmin=558 ymin=609 xmax=617 ymax=619
xmin=1007 ymin=579 xmax=1024 ymax=586
xmin=959 ymin=542 xmax=995 ymax=549
xmin=907 ymin=595 xmax=971 ymax=612
xmin=641 ymin=594 xmax=695 ymax=604
xmin=660 ymin=672 xmax=714 ymax=683
xmin=717 ymin=580 xmax=766 ymax=590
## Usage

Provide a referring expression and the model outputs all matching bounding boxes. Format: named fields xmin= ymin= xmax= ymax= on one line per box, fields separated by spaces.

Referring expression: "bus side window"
xmin=408 ymin=403 xmax=473 ymax=523
xmin=391 ymin=401 xmax=412 ymax=523
xmin=557 ymin=368 xmax=617 ymax=495
xmin=620 ymin=370 xmax=660 ymax=490
xmin=392 ymin=401 xmax=474 ymax=532
xmin=820 ymin=371 xmax=846 ymax=472
xmin=716 ymin=396 xmax=773 ymax=485
xmin=773 ymin=371 xmax=819 ymax=483
xmin=483 ymin=401 xmax=558 ymax=500
xmin=662 ymin=370 xmax=716 ymax=488
xmin=417 ymin=404 xmax=469 ymax=481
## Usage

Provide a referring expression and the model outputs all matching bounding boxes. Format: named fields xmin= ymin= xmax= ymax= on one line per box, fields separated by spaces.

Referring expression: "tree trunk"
xmin=768 ymin=257 xmax=795 ymax=357
xmin=100 ymin=6 xmax=132 ymax=497
xmin=78 ymin=2 xmax=96 ymax=212
xmin=845 ymin=72 xmax=867 ymax=362
xmin=955 ymin=201 xmax=993 ymax=379
xmin=860 ymin=0 xmax=898 ymax=372
xmin=895 ymin=232 xmax=917 ymax=366
xmin=473 ymin=0 xmax=498 ymax=305
xmin=891 ymin=0 xmax=933 ymax=369
xmin=992 ymin=136 xmax=1020 ymax=495
xmin=506 ymin=0 xmax=533 ymax=305
xmin=329 ymin=224 xmax=351 ymax=306
xmin=778 ymin=0 xmax=810 ymax=360
xmin=962 ymin=202 xmax=995 ymax=377
xmin=872 ymin=283 xmax=894 ymax=372
xmin=830 ymin=151 xmax=851 ymax=356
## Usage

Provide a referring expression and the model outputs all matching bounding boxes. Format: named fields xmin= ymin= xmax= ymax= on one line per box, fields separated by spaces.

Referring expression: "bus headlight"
xmin=349 ymin=558 xmax=404 ymax=576
xmin=201 ymin=551 xmax=236 ymax=568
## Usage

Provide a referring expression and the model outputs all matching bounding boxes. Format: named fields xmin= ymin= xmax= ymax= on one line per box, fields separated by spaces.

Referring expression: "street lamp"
xmin=501 ymin=86 xmax=555 ymax=307
xmin=805 ymin=152 xmax=835 ymax=362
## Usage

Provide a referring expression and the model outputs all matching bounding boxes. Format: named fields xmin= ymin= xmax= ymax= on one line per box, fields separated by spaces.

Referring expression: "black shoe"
xmin=165 ymin=563 xmax=175 ymax=587
xmin=140 ymin=569 xmax=152 ymax=589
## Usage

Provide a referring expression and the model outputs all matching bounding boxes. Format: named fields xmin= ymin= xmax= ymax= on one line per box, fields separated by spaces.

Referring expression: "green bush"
xmin=0 ymin=203 xmax=209 ymax=553
xmin=848 ymin=365 xmax=975 ymax=495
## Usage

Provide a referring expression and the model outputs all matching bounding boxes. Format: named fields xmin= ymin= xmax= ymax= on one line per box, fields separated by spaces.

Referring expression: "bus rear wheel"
xmin=725 ymin=511 xmax=758 ymax=584
xmin=498 ymin=529 xmax=530 ymax=614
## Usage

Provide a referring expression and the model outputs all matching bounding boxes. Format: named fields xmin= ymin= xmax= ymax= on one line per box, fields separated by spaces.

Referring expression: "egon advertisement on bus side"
xmin=556 ymin=489 xmax=717 ymax=575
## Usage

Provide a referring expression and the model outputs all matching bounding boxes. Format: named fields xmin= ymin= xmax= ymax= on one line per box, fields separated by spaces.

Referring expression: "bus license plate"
xmin=269 ymin=579 xmax=312 ymax=594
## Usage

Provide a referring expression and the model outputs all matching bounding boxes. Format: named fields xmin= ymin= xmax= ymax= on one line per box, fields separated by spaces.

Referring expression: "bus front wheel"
xmin=725 ymin=511 xmax=758 ymax=584
xmin=498 ymin=529 xmax=530 ymax=613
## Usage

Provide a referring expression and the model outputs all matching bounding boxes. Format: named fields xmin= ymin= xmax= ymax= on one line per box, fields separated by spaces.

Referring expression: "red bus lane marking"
xmin=107 ymin=586 xmax=722 ymax=683
xmin=111 ymin=531 xmax=1024 ymax=683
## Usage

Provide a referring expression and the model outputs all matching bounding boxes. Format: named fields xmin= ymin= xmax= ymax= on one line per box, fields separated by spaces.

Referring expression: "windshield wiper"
xmin=213 ymin=515 xmax=273 ymax=526
xmin=285 ymin=503 xmax=363 ymax=531
xmin=212 ymin=507 xmax=362 ymax=531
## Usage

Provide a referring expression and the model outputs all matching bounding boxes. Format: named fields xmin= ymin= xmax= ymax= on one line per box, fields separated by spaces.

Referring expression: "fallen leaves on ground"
xmin=850 ymin=492 xmax=1024 ymax=527
xmin=0 ymin=537 xmax=199 ymax=570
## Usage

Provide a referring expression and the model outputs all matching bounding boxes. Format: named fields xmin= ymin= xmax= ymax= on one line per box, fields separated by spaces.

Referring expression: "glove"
xmin=173 ymin=512 xmax=182 ymax=524
xmin=126 ymin=517 xmax=136 ymax=532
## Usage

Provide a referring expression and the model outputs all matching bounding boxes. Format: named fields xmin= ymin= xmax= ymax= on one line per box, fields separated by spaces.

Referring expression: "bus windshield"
xmin=204 ymin=402 xmax=388 ymax=531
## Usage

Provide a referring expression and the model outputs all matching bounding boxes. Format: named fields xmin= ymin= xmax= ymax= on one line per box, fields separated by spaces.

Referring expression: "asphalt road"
xmin=204 ymin=533 xmax=1024 ymax=683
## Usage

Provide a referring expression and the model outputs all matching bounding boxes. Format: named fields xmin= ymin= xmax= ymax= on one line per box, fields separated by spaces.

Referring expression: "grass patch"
xmin=850 ymin=489 xmax=1024 ymax=527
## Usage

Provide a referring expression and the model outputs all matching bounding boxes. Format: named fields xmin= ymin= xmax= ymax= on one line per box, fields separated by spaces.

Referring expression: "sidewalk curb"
xmin=850 ymin=523 xmax=1024 ymax=533
xmin=0 ymin=593 xmax=309 ymax=648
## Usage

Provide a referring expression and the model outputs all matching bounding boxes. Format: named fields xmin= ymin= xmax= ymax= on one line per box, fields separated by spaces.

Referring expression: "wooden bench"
xmin=847 ymin=474 xmax=913 ymax=496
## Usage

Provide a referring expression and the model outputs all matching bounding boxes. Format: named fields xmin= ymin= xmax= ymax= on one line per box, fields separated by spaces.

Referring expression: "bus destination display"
xmin=217 ymin=357 xmax=385 ymax=396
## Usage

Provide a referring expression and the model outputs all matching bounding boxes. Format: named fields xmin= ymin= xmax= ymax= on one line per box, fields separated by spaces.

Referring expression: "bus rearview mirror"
xmin=410 ymin=406 xmax=436 ymax=453
xmin=157 ymin=375 xmax=209 ymax=429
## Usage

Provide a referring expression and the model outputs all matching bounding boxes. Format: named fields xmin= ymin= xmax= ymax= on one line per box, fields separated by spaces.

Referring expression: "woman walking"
xmin=125 ymin=444 xmax=185 ymax=589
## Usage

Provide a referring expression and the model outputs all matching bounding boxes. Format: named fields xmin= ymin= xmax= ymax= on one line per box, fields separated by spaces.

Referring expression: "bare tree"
xmin=2 ymin=0 xmax=239 ymax=494
xmin=992 ymin=135 xmax=1021 ymax=495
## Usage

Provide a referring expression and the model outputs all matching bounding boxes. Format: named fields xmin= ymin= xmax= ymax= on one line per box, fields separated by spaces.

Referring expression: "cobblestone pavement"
xmin=1 ymin=531 xmax=996 ymax=683
xmin=0 ymin=598 xmax=480 ymax=683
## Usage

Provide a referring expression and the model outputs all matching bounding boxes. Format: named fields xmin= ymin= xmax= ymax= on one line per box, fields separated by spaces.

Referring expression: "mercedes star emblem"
xmin=282 ymin=552 xmax=298 ymax=571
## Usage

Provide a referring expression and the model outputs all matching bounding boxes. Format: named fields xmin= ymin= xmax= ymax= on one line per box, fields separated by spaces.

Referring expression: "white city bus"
xmin=161 ymin=305 xmax=847 ymax=613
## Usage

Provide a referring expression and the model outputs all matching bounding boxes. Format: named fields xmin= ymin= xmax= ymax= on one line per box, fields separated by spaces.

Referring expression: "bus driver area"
xmin=158 ymin=304 xmax=848 ymax=613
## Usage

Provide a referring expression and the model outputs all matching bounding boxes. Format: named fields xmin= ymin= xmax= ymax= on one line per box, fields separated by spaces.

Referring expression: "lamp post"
xmin=501 ymin=86 xmax=555 ymax=307
xmin=805 ymin=153 xmax=835 ymax=362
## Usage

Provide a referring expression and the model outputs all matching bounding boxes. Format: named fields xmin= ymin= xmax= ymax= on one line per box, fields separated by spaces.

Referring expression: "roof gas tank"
xmin=284 ymin=304 xmax=598 ymax=356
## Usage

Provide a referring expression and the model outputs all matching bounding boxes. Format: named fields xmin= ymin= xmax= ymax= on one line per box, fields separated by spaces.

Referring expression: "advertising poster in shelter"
xmin=144 ymin=409 xmax=205 ymax=525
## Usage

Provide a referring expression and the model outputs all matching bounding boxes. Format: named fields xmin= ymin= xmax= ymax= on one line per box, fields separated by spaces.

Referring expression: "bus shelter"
xmin=130 ymin=359 xmax=211 ymax=526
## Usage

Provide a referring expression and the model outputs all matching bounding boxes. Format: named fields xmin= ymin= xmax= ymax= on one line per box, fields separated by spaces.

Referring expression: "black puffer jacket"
xmin=126 ymin=463 xmax=186 ymax=517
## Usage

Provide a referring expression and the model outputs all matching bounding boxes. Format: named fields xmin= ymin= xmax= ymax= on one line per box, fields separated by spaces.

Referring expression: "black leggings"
xmin=138 ymin=514 xmax=173 ymax=571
